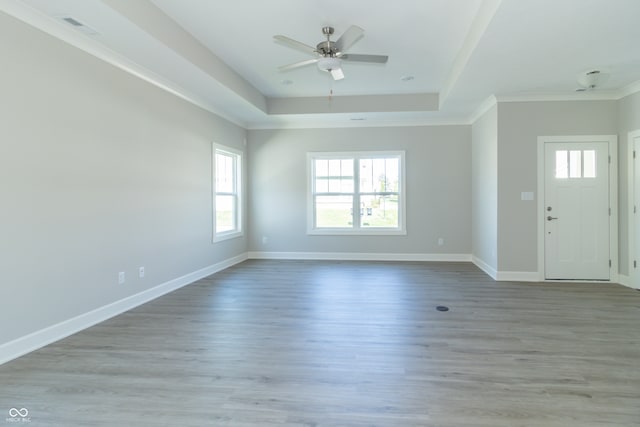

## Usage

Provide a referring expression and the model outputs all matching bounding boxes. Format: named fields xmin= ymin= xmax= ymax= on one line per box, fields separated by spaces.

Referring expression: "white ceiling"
xmin=150 ymin=0 xmax=482 ymax=97
xmin=4 ymin=0 xmax=640 ymax=128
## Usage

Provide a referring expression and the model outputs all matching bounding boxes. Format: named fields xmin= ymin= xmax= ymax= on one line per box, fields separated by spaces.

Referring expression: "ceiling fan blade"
xmin=341 ymin=54 xmax=388 ymax=63
xmin=335 ymin=25 xmax=364 ymax=52
xmin=278 ymin=58 xmax=319 ymax=71
xmin=330 ymin=68 xmax=345 ymax=81
xmin=273 ymin=35 xmax=317 ymax=55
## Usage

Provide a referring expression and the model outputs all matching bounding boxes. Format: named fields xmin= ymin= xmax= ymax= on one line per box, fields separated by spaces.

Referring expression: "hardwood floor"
xmin=1 ymin=260 xmax=639 ymax=426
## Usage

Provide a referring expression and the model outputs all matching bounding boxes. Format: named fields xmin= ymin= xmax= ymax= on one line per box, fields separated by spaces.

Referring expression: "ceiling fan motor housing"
xmin=316 ymin=40 xmax=338 ymax=56
xmin=317 ymin=26 xmax=338 ymax=56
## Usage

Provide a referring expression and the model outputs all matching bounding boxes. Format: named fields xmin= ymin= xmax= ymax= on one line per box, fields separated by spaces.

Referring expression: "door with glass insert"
xmin=544 ymin=142 xmax=610 ymax=280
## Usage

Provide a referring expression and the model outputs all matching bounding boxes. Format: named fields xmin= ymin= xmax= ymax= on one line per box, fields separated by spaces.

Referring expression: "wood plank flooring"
xmin=1 ymin=260 xmax=639 ymax=426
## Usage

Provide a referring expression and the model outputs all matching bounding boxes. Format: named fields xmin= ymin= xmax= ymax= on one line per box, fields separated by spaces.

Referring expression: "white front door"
xmin=544 ymin=141 xmax=610 ymax=280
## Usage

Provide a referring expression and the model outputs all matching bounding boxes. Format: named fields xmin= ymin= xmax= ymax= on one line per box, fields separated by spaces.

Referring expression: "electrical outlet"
xmin=262 ymin=236 xmax=268 ymax=245
xmin=118 ymin=272 xmax=125 ymax=284
xmin=438 ymin=238 xmax=444 ymax=246
xmin=139 ymin=267 xmax=145 ymax=278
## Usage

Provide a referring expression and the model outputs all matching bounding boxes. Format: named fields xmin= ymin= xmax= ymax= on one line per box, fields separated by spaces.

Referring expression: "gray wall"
xmin=1 ymin=8 xmax=637 ymax=351
xmin=247 ymin=126 xmax=472 ymax=255
xmin=0 ymin=12 xmax=247 ymax=345
xmin=617 ymin=91 xmax=640 ymax=276
xmin=471 ymin=105 xmax=498 ymax=270
xmin=496 ymin=100 xmax=618 ymax=273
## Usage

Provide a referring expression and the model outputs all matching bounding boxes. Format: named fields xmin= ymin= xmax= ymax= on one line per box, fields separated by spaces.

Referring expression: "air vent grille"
xmin=62 ymin=17 xmax=83 ymax=27
xmin=57 ymin=16 xmax=99 ymax=35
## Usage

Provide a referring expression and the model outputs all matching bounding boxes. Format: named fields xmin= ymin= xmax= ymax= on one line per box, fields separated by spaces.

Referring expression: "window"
xmin=213 ymin=144 xmax=242 ymax=242
xmin=555 ymin=149 xmax=597 ymax=179
xmin=308 ymin=151 xmax=406 ymax=235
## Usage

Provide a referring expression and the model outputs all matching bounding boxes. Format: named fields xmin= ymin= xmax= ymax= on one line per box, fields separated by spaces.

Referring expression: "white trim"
xmin=0 ymin=253 xmax=247 ymax=366
xmin=468 ymin=95 xmax=498 ymax=124
xmin=5 ymin=0 xmax=640 ymax=132
xmin=472 ymin=256 xmax=545 ymax=282
xmin=495 ymin=271 xmax=540 ymax=282
xmin=212 ymin=143 xmax=243 ymax=242
xmin=307 ymin=229 xmax=408 ymax=236
xmin=496 ymin=91 xmax=621 ymax=103
xmin=617 ymin=274 xmax=636 ymax=289
xmin=439 ymin=0 xmax=503 ymax=108
xmin=247 ymin=117 xmax=471 ymax=130
xmin=472 ymin=256 xmax=497 ymax=280
xmin=537 ymin=135 xmax=619 ymax=282
xmin=617 ymin=80 xmax=640 ymax=100
xmin=248 ymin=251 xmax=472 ymax=262
xmin=629 ymin=130 xmax=640 ymax=289
xmin=495 ymin=79 xmax=640 ymax=103
xmin=249 ymin=81 xmax=640 ymax=130
xmin=0 ymin=0 xmax=247 ymax=128
xmin=307 ymin=151 xmax=406 ymax=235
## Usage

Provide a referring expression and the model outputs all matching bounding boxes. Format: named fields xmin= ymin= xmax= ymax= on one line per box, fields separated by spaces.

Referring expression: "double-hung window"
xmin=308 ymin=151 xmax=405 ymax=235
xmin=213 ymin=144 xmax=242 ymax=242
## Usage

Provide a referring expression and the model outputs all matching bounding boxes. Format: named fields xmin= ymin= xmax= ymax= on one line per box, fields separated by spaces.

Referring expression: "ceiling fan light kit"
xmin=274 ymin=25 xmax=388 ymax=81
xmin=317 ymin=56 xmax=341 ymax=71
xmin=575 ymin=69 xmax=609 ymax=91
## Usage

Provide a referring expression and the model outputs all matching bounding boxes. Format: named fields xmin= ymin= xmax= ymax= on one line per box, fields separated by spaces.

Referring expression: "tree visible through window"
xmin=308 ymin=151 xmax=405 ymax=235
xmin=213 ymin=144 xmax=242 ymax=241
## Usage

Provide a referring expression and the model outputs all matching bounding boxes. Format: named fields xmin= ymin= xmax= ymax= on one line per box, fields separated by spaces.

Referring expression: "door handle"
xmin=547 ymin=216 xmax=558 ymax=221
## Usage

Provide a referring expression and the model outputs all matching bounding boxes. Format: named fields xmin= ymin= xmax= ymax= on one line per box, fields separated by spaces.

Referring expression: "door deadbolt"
xmin=547 ymin=206 xmax=552 ymax=211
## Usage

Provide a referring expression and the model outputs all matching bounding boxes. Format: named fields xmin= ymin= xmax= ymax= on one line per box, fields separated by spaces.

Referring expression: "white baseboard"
xmin=617 ymin=274 xmax=638 ymax=289
xmin=471 ymin=257 xmax=540 ymax=281
xmin=471 ymin=256 xmax=497 ymax=280
xmin=0 ymin=253 xmax=247 ymax=366
xmin=495 ymin=271 xmax=541 ymax=282
xmin=247 ymin=251 xmax=472 ymax=262
xmin=618 ymin=274 xmax=629 ymax=287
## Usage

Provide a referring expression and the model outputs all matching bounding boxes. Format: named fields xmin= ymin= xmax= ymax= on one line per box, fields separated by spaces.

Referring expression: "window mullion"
xmin=233 ymin=194 xmax=238 ymax=229
xmin=353 ymin=158 xmax=360 ymax=230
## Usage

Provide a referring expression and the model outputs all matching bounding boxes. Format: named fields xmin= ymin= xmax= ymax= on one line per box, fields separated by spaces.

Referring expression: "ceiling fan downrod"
xmin=318 ymin=26 xmax=337 ymax=57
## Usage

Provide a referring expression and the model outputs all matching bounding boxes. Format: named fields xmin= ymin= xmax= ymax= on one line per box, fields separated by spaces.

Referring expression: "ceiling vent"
xmin=57 ymin=16 xmax=99 ymax=36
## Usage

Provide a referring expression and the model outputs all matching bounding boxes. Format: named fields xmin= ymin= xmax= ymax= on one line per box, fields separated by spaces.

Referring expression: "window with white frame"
xmin=308 ymin=151 xmax=406 ymax=235
xmin=213 ymin=144 xmax=242 ymax=242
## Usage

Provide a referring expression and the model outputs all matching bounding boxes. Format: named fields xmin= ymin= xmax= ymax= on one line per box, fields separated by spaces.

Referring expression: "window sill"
xmin=213 ymin=231 xmax=244 ymax=243
xmin=307 ymin=228 xmax=406 ymax=236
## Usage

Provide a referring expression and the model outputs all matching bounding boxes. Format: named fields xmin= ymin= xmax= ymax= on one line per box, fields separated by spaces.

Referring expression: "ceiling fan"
xmin=274 ymin=25 xmax=388 ymax=81
xmin=575 ymin=69 xmax=609 ymax=92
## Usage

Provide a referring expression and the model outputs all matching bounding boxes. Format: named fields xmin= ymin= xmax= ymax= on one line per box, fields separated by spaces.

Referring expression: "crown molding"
xmin=617 ymin=79 xmax=640 ymax=99
xmin=496 ymin=90 xmax=620 ymax=103
xmin=247 ymin=116 xmax=470 ymax=130
xmin=0 ymin=0 xmax=247 ymax=128
xmin=4 ymin=0 xmax=639 ymax=132
xmin=466 ymin=95 xmax=497 ymax=124
xmin=495 ymin=79 xmax=640 ymax=103
xmin=267 ymin=93 xmax=439 ymax=115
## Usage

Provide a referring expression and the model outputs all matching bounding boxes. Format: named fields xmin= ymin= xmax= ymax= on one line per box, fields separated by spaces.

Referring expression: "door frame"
xmin=537 ymin=135 xmax=618 ymax=282
xmin=628 ymin=129 xmax=640 ymax=289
